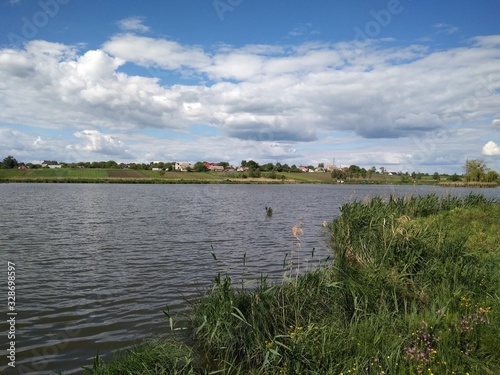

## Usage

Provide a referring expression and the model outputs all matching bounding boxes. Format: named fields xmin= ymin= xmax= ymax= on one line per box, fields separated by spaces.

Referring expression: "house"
xmin=175 ymin=162 xmax=192 ymax=171
xmin=224 ymin=167 xmax=236 ymax=173
xmin=325 ymin=164 xmax=337 ymax=173
xmin=237 ymin=167 xmax=249 ymax=172
xmin=298 ymin=166 xmax=309 ymax=172
xmin=18 ymin=164 xmax=27 ymax=170
xmin=41 ymin=160 xmax=61 ymax=168
xmin=209 ymin=165 xmax=224 ymax=172
xmin=152 ymin=168 xmax=162 ymax=171
xmin=203 ymin=162 xmax=224 ymax=172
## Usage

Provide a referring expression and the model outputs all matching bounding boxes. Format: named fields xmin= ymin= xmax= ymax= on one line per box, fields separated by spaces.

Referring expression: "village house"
xmin=204 ymin=162 xmax=224 ymax=172
xmin=325 ymin=164 xmax=337 ymax=173
xmin=175 ymin=162 xmax=193 ymax=171
xmin=41 ymin=160 xmax=62 ymax=169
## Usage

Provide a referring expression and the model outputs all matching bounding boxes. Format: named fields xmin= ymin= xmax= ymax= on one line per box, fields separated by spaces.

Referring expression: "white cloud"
xmin=117 ymin=17 xmax=150 ymax=33
xmin=482 ymin=141 xmax=500 ymax=156
xmin=1 ymin=34 xmax=500 ymax=172
xmin=434 ymin=23 xmax=459 ymax=35
xmin=71 ymin=130 xmax=129 ymax=156
xmin=102 ymin=34 xmax=210 ymax=71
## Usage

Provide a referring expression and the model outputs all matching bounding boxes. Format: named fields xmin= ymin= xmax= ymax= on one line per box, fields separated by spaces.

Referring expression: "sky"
xmin=0 ymin=0 xmax=499 ymax=173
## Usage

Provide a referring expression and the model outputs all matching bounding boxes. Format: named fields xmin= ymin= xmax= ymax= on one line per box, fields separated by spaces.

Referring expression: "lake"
xmin=0 ymin=183 xmax=498 ymax=374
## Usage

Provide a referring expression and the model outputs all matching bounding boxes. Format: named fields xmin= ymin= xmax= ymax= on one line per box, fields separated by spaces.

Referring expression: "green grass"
xmin=82 ymin=340 xmax=195 ymax=375
xmin=27 ymin=169 xmax=110 ymax=179
xmin=0 ymin=169 xmax=28 ymax=179
xmin=83 ymin=193 xmax=499 ymax=374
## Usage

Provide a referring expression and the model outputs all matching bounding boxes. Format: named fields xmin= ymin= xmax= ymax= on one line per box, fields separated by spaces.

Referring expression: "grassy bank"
xmin=4 ymin=168 xmax=493 ymax=185
xmin=439 ymin=181 xmax=498 ymax=188
xmin=81 ymin=193 xmax=498 ymax=374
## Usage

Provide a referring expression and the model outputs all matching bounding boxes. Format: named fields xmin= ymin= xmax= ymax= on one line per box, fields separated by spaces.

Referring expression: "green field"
xmin=27 ymin=169 xmax=110 ymax=179
xmin=0 ymin=169 xmax=497 ymax=186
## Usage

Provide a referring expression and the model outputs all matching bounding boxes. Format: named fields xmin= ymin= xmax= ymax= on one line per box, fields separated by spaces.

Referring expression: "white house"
xmin=175 ymin=162 xmax=192 ymax=171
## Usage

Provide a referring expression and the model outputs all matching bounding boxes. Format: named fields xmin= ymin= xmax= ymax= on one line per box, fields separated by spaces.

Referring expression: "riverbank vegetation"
xmin=82 ymin=193 xmax=499 ymax=374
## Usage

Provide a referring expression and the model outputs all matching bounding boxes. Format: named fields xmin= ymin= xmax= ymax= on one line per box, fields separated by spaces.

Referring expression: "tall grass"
xmin=83 ymin=193 xmax=499 ymax=374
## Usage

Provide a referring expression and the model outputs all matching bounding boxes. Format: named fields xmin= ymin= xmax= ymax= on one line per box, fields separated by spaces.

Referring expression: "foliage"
xmin=82 ymin=341 xmax=195 ymax=375
xmin=1 ymin=155 xmax=19 ymax=169
xmin=193 ymin=161 xmax=208 ymax=172
xmin=464 ymin=159 xmax=489 ymax=182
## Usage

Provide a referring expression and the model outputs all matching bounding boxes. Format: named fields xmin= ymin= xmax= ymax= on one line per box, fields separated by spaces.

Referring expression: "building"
xmin=175 ymin=162 xmax=192 ymax=171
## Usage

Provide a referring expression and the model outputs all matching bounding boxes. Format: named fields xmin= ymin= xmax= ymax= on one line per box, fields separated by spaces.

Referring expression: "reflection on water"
xmin=0 ymin=183 xmax=497 ymax=374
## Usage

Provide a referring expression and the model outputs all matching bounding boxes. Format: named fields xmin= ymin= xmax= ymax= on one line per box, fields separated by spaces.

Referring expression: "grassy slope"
xmin=1 ymin=169 xmax=497 ymax=185
xmin=82 ymin=193 xmax=499 ymax=375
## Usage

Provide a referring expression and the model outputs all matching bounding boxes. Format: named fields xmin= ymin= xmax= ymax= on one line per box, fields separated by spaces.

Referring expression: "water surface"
xmin=0 ymin=183 xmax=497 ymax=374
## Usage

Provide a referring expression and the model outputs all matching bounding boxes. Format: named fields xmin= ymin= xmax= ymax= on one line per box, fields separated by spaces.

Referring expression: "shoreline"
xmin=0 ymin=169 xmax=498 ymax=186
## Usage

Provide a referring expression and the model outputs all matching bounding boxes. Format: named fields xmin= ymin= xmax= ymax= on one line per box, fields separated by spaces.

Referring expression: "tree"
xmin=485 ymin=170 xmax=499 ymax=183
xmin=464 ymin=159 xmax=488 ymax=182
xmin=331 ymin=169 xmax=346 ymax=180
xmin=449 ymin=173 xmax=461 ymax=182
xmin=194 ymin=162 xmax=208 ymax=172
xmin=261 ymin=163 xmax=275 ymax=172
xmin=1 ymin=156 xmax=18 ymax=169
xmin=432 ymin=172 xmax=440 ymax=181
xmin=246 ymin=160 xmax=260 ymax=170
xmin=217 ymin=161 xmax=229 ymax=169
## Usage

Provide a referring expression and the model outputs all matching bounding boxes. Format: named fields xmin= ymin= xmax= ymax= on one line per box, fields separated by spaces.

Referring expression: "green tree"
xmin=331 ymin=169 xmax=346 ymax=180
xmin=106 ymin=160 xmax=118 ymax=169
xmin=261 ymin=163 xmax=275 ymax=172
xmin=1 ymin=156 xmax=18 ymax=169
xmin=194 ymin=162 xmax=208 ymax=172
xmin=464 ymin=159 xmax=488 ymax=182
xmin=485 ymin=170 xmax=499 ymax=183
xmin=246 ymin=160 xmax=260 ymax=170
xmin=432 ymin=172 xmax=440 ymax=181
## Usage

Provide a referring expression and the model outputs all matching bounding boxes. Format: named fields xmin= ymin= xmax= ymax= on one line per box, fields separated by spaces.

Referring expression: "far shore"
xmin=0 ymin=168 xmax=498 ymax=187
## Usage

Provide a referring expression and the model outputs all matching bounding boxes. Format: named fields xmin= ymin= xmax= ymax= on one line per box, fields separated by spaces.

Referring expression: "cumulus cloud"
xmin=482 ymin=141 xmax=500 ymax=156
xmin=117 ymin=17 xmax=150 ymax=33
xmin=72 ymin=130 xmax=129 ymax=156
xmin=102 ymin=34 xmax=210 ymax=71
xmin=1 ymin=34 xmax=500 ymax=171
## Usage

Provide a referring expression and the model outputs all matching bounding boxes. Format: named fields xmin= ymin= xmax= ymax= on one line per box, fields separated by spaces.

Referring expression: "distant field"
xmin=26 ymin=169 xmax=109 ymax=179
xmin=142 ymin=171 xmax=232 ymax=181
xmin=0 ymin=170 xmax=28 ymax=179
xmin=281 ymin=172 xmax=334 ymax=183
xmin=0 ymin=169 xmax=473 ymax=186
xmin=108 ymin=170 xmax=149 ymax=178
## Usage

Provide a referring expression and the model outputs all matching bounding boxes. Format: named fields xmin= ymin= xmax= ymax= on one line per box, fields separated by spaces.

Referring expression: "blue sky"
xmin=1 ymin=0 xmax=499 ymax=172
